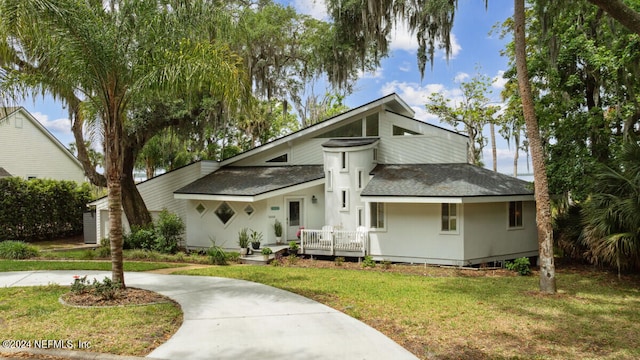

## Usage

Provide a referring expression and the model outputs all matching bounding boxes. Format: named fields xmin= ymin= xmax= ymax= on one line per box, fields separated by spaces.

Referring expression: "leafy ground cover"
xmin=0 ymin=260 xmax=184 ymax=272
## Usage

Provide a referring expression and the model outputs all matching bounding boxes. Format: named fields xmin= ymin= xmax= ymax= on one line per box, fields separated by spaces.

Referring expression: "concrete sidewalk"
xmin=0 ymin=271 xmax=418 ymax=360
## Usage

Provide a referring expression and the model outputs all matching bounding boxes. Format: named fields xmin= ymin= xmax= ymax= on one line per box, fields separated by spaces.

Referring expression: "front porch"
xmin=300 ymin=227 xmax=368 ymax=257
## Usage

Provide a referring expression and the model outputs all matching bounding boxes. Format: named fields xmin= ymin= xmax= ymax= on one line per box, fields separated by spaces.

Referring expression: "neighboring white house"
xmin=0 ymin=107 xmax=85 ymax=183
xmin=93 ymin=93 xmax=538 ymax=266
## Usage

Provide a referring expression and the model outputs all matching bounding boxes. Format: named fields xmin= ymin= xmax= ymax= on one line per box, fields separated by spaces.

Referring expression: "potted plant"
xmin=237 ymin=228 xmax=250 ymax=256
xmin=288 ymin=241 xmax=299 ymax=255
xmin=250 ymin=230 xmax=263 ymax=250
xmin=261 ymin=247 xmax=273 ymax=261
xmin=273 ymin=220 xmax=283 ymax=244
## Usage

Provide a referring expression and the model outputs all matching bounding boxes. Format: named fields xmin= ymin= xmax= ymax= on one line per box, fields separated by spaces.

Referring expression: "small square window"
xmin=441 ymin=203 xmax=458 ymax=232
xmin=370 ymin=202 xmax=385 ymax=229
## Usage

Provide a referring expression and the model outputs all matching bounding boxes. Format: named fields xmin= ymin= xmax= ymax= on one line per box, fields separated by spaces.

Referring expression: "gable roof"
xmin=220 ymin=93 xmax=414 ymax=166
xmin=174 ymin=165 xmax=324 ymax=198
xmin=361 ymin=164 xmax=533 ymax=199
xmin=0 ymin=107 xmax=83 ymax=170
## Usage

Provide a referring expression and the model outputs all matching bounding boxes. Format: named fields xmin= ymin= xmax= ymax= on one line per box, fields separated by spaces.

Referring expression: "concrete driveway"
xmin=0 ymin=271 xmax=418 ymax=360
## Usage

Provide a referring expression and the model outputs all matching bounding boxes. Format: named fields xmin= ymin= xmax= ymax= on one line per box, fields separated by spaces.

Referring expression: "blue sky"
xmin=18 ymin=0 xmax=530 ymax=177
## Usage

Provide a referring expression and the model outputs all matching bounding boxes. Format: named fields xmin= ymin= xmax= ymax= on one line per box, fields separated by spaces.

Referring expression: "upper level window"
xmin=509 ymin=201 xmax=523 ymax=228
xmin=441 ymin=203 xmax=458 ymax=232
xmin=341 ymin=189 xmax=349 ymax=211
xmin=316 ymin=120 xmax=362 ymax=138
xmin=392 ymin=125 xmax=421 ymax=136
xmin=340 ymin=152 xmax=348 ymax=171
xmin=266 ymin=154 xmax=288 ymax=163
xmin=365 ymin=114 xmax=379 ymax=136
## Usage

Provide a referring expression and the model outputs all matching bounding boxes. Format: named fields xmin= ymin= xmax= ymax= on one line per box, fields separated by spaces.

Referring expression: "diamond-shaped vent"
xmin=244 ymin=205 xmax=254 ymax=216
xmin=196 ymin=203 xmax=206 ymax=215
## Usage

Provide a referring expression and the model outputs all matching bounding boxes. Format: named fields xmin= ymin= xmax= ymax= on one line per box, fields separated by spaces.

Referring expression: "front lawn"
xmin=177 ymin=263 xmax=640 ymax=360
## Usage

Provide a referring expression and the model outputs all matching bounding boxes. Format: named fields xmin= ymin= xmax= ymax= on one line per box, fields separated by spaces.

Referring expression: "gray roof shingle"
xmin=0 ymin=167 xmax=12 ymax=177
xmin=361 ymin=164 xmax=533 ymax=197
xmin=175 ymin=165 xmax=324 ymax=196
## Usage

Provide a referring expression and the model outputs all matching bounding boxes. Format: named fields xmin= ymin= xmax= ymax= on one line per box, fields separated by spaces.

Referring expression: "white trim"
xmin=360 ymin=195 xmax=535 ymax=204
xmin=174 ymin=178 xmax=325 ymax=202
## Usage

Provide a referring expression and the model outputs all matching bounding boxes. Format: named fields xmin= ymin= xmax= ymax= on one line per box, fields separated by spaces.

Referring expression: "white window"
xmin=340 ymin=152 xmax=348 ymax=171
xmin=357 ymin=206 xmax=364 ymax=227
xmin=373 ymin=148 xmax=378 ymax=162
xmin=441 ymin=203 xmax=458 ymax=232
xmin=370 ymin=202 xmax=385 ymax=230
xmin=509 ymin=201 xmax=523 ymax=228
xmin=340 ymin=189 xmax=349 ymax=211
xmin=356 ymin=168 xmax=364 ymax=191
xmin=326 ymin=170 xmax=333 ymax=192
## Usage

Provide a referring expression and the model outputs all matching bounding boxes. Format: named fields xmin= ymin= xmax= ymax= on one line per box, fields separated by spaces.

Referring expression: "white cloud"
xmin=293 ymin=0 xmax=328 ymax=20
xmin=492 ymin=70 xmax=508 ymax=90
xmin=32 ymin=112 xmax=71 ymax=135
xmin=358 ymin=67 xmax=383 ymax=80
xmin=454 ymin=72 xmax=470 ymax=83
xmin=379 ymin=80 xmax=464 ymax=121
xmin=399 ymin=61 xmax=411 ymax=72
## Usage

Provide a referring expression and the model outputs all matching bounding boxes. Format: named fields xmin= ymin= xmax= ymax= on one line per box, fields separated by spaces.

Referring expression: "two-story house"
xmin=92 ymin=94 xmax=538 ymax=266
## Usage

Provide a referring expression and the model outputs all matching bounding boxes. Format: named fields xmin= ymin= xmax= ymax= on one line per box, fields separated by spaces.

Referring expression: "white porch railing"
xmin=300 ymin=227 xmax=368 ymax=256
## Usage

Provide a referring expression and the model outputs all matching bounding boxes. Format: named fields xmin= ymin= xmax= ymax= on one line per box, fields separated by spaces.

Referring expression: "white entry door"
xmin=286 ymin=198 xmax=303 ymax=240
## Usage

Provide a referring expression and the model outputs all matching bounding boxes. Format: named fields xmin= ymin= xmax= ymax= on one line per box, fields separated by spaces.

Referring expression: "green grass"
xmin=0 ymin=260 xmax=184 ymax=272
xmin=176 ymin=266 xmax=640 ymax=360
xmin=0 ymin=285 xmax=182 ymax=356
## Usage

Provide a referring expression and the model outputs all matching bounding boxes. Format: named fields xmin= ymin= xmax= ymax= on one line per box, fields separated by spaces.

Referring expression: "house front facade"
xmin=93 ymin=93 xmax=538 ymax=266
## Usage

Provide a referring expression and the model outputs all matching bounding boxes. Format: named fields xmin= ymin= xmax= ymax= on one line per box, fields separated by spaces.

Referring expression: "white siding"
xmin=93 ymin=161 xmax=219 ymax=241
xmin=368 ymin=203 xmax=465 ymax=265
xmin=0 ymin=109 xmax=85 ymax=182
xmin=463 ymin=201 xmax=538 ymax=262
xmin=377 ymin=112 xmax=468 ymax=164
xmin=185 ymin=184 xmax=325 ymax=249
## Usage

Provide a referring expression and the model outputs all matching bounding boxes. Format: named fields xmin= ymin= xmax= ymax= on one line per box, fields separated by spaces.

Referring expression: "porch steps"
xmin=239 ymin=244 xmax=290 ymax=265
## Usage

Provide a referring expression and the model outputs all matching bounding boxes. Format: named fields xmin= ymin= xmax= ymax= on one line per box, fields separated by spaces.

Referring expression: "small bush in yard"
xmin=0 ymin=240 xmax=39 ymax=259
xmin=506 ymin=257 xmax=532 ymax=276
xmin=335 ymin=257 xmax=345 ymax=266
xmin=70 ymin=275 xmax=122 ymax=300
xmin=207 ymin=242 xmax=227 ymax=265
xmin=362 ymin=255 xmax=376 ymax=268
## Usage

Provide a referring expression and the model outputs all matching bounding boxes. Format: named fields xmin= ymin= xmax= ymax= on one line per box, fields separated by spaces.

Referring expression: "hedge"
xmin=0 ymin=177 xmax=92 ymax=241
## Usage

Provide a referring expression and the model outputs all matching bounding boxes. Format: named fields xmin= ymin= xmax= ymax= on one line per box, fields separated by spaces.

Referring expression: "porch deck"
xmin=300 ymin=227 xmax=368 ymax=257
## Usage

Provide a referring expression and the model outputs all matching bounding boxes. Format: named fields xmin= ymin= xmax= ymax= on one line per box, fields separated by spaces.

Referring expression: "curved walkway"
xmin=0 ymin=271 xmax=418 ymax=360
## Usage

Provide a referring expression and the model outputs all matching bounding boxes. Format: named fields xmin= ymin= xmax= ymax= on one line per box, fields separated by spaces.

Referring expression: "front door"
xmin=286 ymin=198 xmax=303 ymax=240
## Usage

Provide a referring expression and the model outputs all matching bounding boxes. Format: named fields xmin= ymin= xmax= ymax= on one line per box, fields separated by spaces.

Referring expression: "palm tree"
xmin=0 ymin=0 xmax=245 ymax=286
xmin=514 ymin=0 xmax=556 ymax=293
xmin=581 ymin=139 xmax=640 ymax=277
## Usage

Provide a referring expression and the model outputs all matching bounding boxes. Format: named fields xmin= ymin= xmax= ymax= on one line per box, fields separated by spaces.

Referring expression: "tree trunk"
xmin=514 ymin=0 xmax=556 ymax=294
xmin=105 ymin=112 xmax=126 ymax=288
xmin=121 ymin=148 xmax=153 ymax=228
xmin=70 ymin=102 xmax=107 ymax=187
xmin=490 ymin=122 xmax=497 ymax=172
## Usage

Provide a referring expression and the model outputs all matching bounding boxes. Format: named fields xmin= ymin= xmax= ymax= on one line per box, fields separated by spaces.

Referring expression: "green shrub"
xmin=70 ymin=275 xmax=122 ymax=300
xmin=335 ymin=257 xmax=345 ymax=266
xmin=0 ymin=240 xmax=39 ymax=259
xmin=381 ymin=260 xmax=392 ymax=269
xmin=96 ymin=238 xmax=110 ymax=257
xmin=506 ymin=257 xmax=532 ymax=276
xmin=124 ymin=226 xmax=156 ymax=250
xmin=362 ymin=255 xmax=376 ymax=268
xmin=207 ymin=242 xmax=227 ymax=265
xmin=285 ymin=254 xmax=299 ymax=266
xmin=154 ymin=209 xmax=185 ymax=254
xmin=225 ymin=252 xmax=240 ymax=263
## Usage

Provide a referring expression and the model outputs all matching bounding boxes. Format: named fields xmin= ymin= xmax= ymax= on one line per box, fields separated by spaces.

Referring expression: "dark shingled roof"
xmin=361 ymin=164 xmax=533 ymax=197
xmin=0 ymin=167 xmax=11 ymax=177
xmin=175 ymin=165 xmax=324 ymax=196
xmin=322 ymin=138 xmax=379 ymax=148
